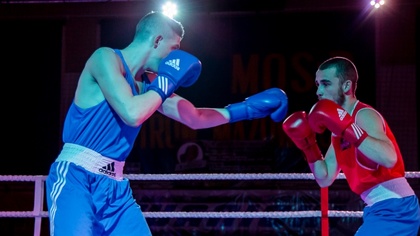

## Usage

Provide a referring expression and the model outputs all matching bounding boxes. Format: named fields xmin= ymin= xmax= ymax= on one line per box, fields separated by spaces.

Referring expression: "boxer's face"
xmin=315 ymin=67 xmax=345 ymax=106
xmin=148 ymin=34 xmax=181 ymax=72
xmin=158 ymin=35 xmax=181 ymax=59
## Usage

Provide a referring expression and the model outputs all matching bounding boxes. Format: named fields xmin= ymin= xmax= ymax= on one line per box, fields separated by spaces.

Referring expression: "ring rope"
xmin=0 ymin=210 xmax=363 ymax=218
xmin=0 ymin=172 xmax=418 ymax=219
xmin=0 ymin=171 xmax=419 ymax=181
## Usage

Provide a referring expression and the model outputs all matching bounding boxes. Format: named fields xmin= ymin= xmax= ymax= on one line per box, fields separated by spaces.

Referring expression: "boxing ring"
xmin=1 ymin=172 xmax=419 ymax=236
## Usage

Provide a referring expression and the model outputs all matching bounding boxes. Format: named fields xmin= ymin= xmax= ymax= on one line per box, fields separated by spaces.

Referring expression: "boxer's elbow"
xmin=121 ymin=115 xmax=143 ymax=127
xmin=315 ymin=178 xmax=333 ymax=188
xmin=381 ymin=143 xmax=398 ymax=168
xmin=382 ymin=154 xmax=398 ymax=168
xmin=121 ymin=108 xmax=151 ymax=127
xmin=313 ymin=172 xmax=334 ymax=188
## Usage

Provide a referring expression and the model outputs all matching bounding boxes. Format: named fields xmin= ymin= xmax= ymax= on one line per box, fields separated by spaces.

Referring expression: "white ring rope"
xmin=142 ymin=210 xmax=363 ymax=218
xmin=0 ymin=172 xmax=418 ymax=219
xmin=125 ymin=173 xmax=318 ymax=180
xmin=143 ymin=211 xmax=323 ymax=218
xmin=1 ymin=171 xmax=419 ymax=181
xmin=0 ymin=210 xmax=363 ymax=218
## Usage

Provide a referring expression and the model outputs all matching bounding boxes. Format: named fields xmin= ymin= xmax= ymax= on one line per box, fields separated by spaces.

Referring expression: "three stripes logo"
xmin=157 ymin=75 xmax=170 ymax=95
xmin=336 ymin=108 xmax=365 ymax=139
xmin=99 ymin=162 xmax=116 ymax=177
xmin=165 ymin=59 xmax=180 ymax=71
xmin=350 ymin=123 xmax=365 ymax=139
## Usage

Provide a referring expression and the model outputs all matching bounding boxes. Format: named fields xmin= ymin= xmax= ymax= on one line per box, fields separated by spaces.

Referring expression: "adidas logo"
xmin=165 ymin=59 xmax=180 ymax=71
xmin=337 ymin=108 xmax=347 ymax=121
xmin=99 ymin=162 xmax=116 ymax=177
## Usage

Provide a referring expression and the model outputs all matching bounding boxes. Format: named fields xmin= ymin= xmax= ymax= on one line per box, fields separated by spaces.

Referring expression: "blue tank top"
xmin=62 ymin=49 xmax=144 ymax=161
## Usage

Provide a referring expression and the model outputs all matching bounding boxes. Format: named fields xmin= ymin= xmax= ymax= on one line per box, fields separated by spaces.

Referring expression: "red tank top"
xmin=331 ymin=101 xmax=405 ymax=195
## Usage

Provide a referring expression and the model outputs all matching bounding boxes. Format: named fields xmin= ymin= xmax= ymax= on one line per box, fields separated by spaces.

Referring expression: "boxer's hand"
xmin=225 ymin=88 xmax=288 ymax=123
xmin=282 ymin=111 xmax=324 ymax=163
xmin=308 ymin=99 xmax=367 ymax=147
xmin=147 ymin=50 xmax=202 ymax=102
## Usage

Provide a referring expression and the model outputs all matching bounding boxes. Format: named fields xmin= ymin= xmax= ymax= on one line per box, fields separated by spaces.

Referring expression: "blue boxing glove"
xmin=147 ymin=50 xmax=202 ymax=102
xmin=226 ymin=88 xmax=288 ymax=123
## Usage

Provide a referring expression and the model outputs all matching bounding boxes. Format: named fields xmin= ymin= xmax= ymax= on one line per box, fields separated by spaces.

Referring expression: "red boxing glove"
xmin=308 ymin=99 xmax=368 ymax=147
xmin=282 ymin=111 xmax=324 ymax=163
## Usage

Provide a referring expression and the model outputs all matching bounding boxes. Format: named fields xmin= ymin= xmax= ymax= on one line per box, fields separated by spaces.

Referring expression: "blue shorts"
xmin=46 ymin=161 xmax=152 ymax=236
xmin=355 ymin=196 xmax=420 ymax=236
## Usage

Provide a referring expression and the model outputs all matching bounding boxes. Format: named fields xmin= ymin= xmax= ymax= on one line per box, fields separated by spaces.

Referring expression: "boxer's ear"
xmin=154 ymin=35 xmax=163 ymax=49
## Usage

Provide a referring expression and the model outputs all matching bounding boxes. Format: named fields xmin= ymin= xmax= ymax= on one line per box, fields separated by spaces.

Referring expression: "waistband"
xmin=360 ymin=177 xmax=415 ymax=206
xmin=55 ymin=143 xmax=125 ymax=181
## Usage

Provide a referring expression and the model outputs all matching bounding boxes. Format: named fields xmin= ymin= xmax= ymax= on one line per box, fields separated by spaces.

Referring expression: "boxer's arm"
xmin=159 ymin=94 xmax=230 ymax=129
xmin=351 ymin=109 xmax=397 ymax=168
xmin=282 ymin=111 xmax=340 ymax=187
xmin=309 ymin=144 xmax=341 ymax=188
xmin=81 ymin=47 xmax=162 ymax=127
xmin=159 ymin=88 xmax=288 ymax=129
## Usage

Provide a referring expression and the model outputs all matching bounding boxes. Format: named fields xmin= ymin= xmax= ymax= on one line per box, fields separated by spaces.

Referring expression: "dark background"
xmin=1 ymin=2 xmax=381 ymax=175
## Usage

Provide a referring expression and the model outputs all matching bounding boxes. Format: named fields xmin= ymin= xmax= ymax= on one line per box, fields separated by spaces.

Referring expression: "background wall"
xmin=0 ymin=0 xmax=417 ymax=174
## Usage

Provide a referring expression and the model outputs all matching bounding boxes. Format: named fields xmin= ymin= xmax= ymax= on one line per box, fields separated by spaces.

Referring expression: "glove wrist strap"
xmin=146 ymin=75 xmax=177 ymax=102
xmin=226 ymin=102 xmax=247 ymax=123
xmin=344 ymin=123 xmax=368 ymax=147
